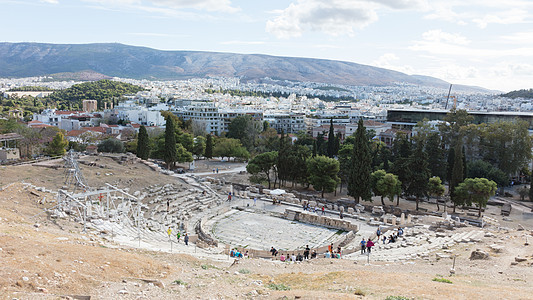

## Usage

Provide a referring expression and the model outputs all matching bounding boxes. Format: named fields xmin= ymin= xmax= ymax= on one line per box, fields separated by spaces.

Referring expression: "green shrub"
xmin=173 ymin=279 xmax=187 ymax=286
xmin=267 ymin=283 xmax=291 ymax=291
xmin=432 ymin=277 xmax=453 ymax=284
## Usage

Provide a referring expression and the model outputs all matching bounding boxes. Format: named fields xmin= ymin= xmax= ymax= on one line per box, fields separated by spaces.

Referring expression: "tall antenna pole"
xmin=445 ymin=84 xmax=453 ymax=110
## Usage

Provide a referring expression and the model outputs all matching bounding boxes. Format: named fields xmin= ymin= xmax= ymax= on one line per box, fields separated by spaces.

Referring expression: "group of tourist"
xmin=358 ymin=226 xmax=406 ymax=254
xmin=277 ymin=245 xmax=320 ymax=262
xmin=326 ymin=242 xmax=342 ymax=259
xmin=166 ymin=227 xmax=189 ymax=245
xmin=271 ymin=243 xmax=343 ymax=261
xmin=359 ymin=238 xmax=375 ymax=254
xmin=376 ymin=227 xmax=404 ymax=245
xmin=302 ymin=202 xmax=326 ymax=215
xmin=230 ymin=248 xmax=248 ymax=258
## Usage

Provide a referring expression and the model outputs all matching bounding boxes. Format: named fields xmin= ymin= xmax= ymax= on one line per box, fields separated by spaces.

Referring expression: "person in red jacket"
xmin=366 ymin=239 xmax=375 ymax=253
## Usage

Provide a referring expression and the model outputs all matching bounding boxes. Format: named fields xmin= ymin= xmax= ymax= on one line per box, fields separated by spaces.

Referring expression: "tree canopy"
xmin=45 ymin=132 xmax=68 ymax=156
xmin=246 ymin=151 xmax=278 ymax=189
xmin=307 ymin=155 xmax=340 ymax=198
xmin=97 ymin=138 xmax=124 ymax=153
xmin=454 ymin=178 xmax=497 ymax=217
xmin=213 ymin=138 xmax=250 ymax=160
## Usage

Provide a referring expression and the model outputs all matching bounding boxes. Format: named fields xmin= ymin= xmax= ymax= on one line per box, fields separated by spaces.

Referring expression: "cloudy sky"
xmin=2 ymin=0 xmax=533 ymax=91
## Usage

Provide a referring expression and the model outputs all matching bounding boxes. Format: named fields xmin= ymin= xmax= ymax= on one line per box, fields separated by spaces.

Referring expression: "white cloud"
xmin=423 ymin=1 xmax=533 ymax=27
xmin=410 ymin=30 xmax=533 ymax=58
xmin=83 ymin=0 xmax=239 ymax=13
xmin=266 ymin=0 xmax=381 ymax=39
xmin=220 ymin=40 xmax=266 ymax=45
xmin=312 ymin=44 xmax=342 ymax=49
xmin=472 ymin=9 xmax=529 ymax=28
xmin=149 ymin=0 xmax=239 ymax=13
xmin=128 ymin=32 xmax=190 ymax=38
xmin=372 ymin=53 xmax=415 ymax=74
xmin=501 ymin=31 xmax=533 ymax=44
xmin=421 ymin=29 xmax=470 ymax=45
xmin=40 ymin=0 xmax=59 ymax=3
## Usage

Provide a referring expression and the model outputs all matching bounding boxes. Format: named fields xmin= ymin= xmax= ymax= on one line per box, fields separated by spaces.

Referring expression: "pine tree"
xmin=450 ymin=142 xmax=464 ymax=212
xmin=136 ymin=125 xmax=150 ymax=160
xmin=277 ymin=130 xmax=291 ymax=187
xmin=348 ymin=119 xmax=372 ymax=203
xmin=327 ymin=119 xmax=335 ymax=158
xmin=205 ymin=134 xmax=213 ymax=159
xmin=164 ymin=116 xmax=177 ymax=169
xmin=529 ymin=179 xmax=533 ymax=202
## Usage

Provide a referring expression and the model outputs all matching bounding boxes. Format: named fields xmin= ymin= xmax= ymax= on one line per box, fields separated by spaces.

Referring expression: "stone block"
xmin=347 ymin=207 xmax=354 ymax=214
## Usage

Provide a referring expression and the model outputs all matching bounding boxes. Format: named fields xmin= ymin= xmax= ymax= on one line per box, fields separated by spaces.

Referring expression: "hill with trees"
xmin=501 ymin=88 xmax=533 ymax=99
xmin=45 ymin=79 xmax=144 ymax=110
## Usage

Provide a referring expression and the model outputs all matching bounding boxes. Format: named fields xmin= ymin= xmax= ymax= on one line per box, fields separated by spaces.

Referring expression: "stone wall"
xmin=195 ymin=218 xmax=218 ymax=247
xmin=283 ymin=208 xmax=358 ymax=232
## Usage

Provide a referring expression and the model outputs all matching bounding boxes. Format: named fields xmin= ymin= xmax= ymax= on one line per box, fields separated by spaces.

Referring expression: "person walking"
xmin=366 ymin=239 xmax=375 ymax=254
xmin=321 ymin=206 xmax=325 ymax=215
xmin=254 ymin=197 xmax=257 ymax=206
xmin=167 ymin=200 xmax=170 ymax=212
xmin=176 ymin=231 xmax=181 ymax=243
xmin=360 ymin=238 xmax=366 ymax=254
xmin=184 ymin=233 xmax=189 ymax=246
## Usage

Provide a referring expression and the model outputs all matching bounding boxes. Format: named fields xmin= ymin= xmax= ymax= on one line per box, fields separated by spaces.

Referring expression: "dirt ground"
xmin=1 ymin=158 xmax=533 ymax=299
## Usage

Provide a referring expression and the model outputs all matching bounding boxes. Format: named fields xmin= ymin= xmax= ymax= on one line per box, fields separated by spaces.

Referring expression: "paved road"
xmin=188 ymin=165 xmax=247 ymax=176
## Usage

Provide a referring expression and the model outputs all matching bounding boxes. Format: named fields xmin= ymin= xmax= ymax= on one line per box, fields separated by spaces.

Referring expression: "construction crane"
xmin=444 ymin=84 xmax=457 ymax=110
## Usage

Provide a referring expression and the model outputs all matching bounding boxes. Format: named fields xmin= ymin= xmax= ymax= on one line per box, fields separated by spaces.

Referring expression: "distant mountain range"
xmin=0 ymin=42 xmax=492 ymax=92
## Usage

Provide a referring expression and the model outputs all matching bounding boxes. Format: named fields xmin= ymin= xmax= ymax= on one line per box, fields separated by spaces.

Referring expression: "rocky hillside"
xmin=0 ymin=42 xmax=489 ymax=92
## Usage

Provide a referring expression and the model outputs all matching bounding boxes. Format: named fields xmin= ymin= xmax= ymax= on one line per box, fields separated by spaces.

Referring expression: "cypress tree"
xmin=426 ymin=133 xmax=446 ymax=180
xmin=405 ymin=141 xmax=430 ymax=210
xmin=334 ymin=132 xmax=341 ymax=157
xmin=316 ymin=132 xmax=325 ymax=156
xmin=312 ymin=140 xmax=317 ymax=157
xmin=348 ymin=119 xmax=372 ymax=204
xmin=205 ymin=134 xmax=213 ymax=159
xmin=164 ymin=116 xmax=177 ymax=169
xmin=450 ymin=142 xmax=464 ymax=212
xmin=446 ymin=147 xmax=455 ymax=184
xmin=391 ymin=133 xmax=412 ymax=193
xmin=136 ymin=125 xmax=150 ymax=160
xmin=327 ymin=119 xmax=335 ymax=158
xmin=462 ymin=146 xmax=467 ymax=180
